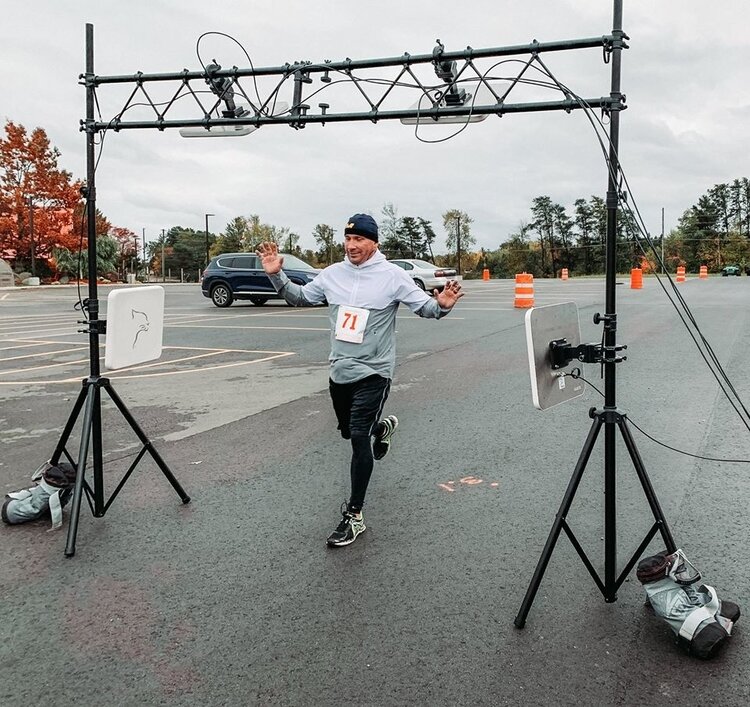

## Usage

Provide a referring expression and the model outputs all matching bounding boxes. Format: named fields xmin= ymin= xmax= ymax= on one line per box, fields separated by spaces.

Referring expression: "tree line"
xmin=2 ymin=119 xmax=748 ymax=281
xmin=0 ymin=121 xmax=140 ymax=281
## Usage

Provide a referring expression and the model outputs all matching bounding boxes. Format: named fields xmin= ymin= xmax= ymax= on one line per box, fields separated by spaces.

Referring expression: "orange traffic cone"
xmin=561 ymin=268 xmax=569 ymax=281
xmin=630 ymin=267 xmax=643 ymax=289
xmin=514 ymin=273 xmax=534 ymax=308
xmin=699 ymin=265 xmax=708 ymax=279
xmin=676 ymin=265 xmax=686 ymax=283
xmin=482 ymin=268 xmax=490 ymax=281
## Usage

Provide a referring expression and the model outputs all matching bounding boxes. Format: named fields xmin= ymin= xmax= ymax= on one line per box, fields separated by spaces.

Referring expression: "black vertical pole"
xmin=603 ymin=0 xmax=624 ymax=601
xmin=84 ymin=23 xmax=106 ymax=516
xmin=204 ymin=214 xmax=209 ymax=268
xmin=85 ymin=23 xmax=98 ymax=378
xmin=456 ymin=213 xmax=462 ymax=276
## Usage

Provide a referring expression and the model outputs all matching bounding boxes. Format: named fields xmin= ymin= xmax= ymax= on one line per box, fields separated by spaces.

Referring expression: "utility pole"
xmin=661 ymin=207 xmax=665 ymax=274
xmin=205 ymin=213 xmax=215 ymax=267
xmin=142 ymin=227 xmax=147 ymax=281
xmin=328 ymin=228 xmax=337 ymax=265
xmin=161 ymin=228 xmax=165 ymax=282
xmin=456 ymin=213 xmax=462 ymax=276
xmin=28 ymin=196 xmax=36 ymax=277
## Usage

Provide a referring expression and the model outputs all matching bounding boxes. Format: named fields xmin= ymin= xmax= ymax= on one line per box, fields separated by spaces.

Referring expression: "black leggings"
xmin=329 ymin=375 xmax=391 ymax=512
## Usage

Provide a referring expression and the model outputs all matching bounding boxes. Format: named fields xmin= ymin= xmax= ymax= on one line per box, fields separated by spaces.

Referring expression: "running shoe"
xmin=373 ymin=415 xmax=399 ymax=460
xmin=326 ymin=504 xmax=366 ymax=547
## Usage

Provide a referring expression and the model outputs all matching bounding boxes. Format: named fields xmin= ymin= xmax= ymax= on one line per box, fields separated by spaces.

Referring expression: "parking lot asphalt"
xmin=1 ymin=277 xmax=749 ymax=706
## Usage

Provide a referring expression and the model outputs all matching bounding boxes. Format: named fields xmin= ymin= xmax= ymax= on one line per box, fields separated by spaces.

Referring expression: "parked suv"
xmin=722 ymin=265 xmax=741 ymax=276
xmin=201 ymin=252 xmax=320 ymax=307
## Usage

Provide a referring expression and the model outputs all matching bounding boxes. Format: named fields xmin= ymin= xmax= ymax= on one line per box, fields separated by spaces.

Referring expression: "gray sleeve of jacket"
xmin=268 ymin=270 xmax=326 ymax=307
xmin=390 ymin=268 xmax=452 ymax=319
xmin=414 ymin=297 xmax=452 ymax=319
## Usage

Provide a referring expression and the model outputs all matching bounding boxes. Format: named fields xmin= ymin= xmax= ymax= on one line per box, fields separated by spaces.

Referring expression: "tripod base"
xmin=514 ymin=407 xmax=676 ymax=628
xmin=51 ymin=376 xmax=190 ymax=557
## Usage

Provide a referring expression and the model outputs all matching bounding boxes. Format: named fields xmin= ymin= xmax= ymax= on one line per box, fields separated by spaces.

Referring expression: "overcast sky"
xmin=3 ymin=1 xmax=749 ymax=252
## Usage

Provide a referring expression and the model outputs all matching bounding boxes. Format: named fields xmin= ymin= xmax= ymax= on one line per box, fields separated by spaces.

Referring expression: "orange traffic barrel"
xmin=482 ymin=268 xmax=490 ymax=281
xmin=561 ymin=268 xmax=569 ymax=281
xmin=514 ymin=272 xmax=534 ymax=308
xmin=699 ymin=265 xmax=708 ymax=279
xmin=676 ymin=265 xmax=686 ymax=283
xmin=630 ymin=267 xmax=643 ymax=289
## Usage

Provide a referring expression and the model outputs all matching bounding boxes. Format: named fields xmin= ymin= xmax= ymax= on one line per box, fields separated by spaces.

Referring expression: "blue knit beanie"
xmin=344 ymin=214 xmax=379 ymax=242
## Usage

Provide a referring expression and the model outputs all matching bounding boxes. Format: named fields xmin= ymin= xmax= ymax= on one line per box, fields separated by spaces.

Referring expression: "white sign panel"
xmin=104 ymin=286 xmax=165 ymax=370
xmin=525 ymin=302 xmax=586 ymax=411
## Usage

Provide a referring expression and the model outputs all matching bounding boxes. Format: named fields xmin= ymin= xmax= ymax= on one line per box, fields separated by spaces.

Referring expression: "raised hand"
xmin=256 ymin=241 xmax=284 ymax=275
xmin=435 ymin=279 xmax=464 ymax=309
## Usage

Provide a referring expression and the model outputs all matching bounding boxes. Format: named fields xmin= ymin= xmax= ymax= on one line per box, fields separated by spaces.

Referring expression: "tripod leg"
xmin=50 ymin=384 xmax=87 ymax=465
xmin=92 ymin=383 xmax=105 ymax=515
xmin=618 ymin=417 xmax=677 ymax=552
xmin=515 ymin=415 xmax=603 ymax=628
xmin=65 ymin=385 xmax=97 ymax=557
xmin=604 ymin=417 xmax=617 ymax=601
xmin=103 ymin=383 xmax=190 ymax=503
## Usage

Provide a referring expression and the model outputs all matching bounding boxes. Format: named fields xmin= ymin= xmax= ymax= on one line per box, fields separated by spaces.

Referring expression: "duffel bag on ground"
xmin=2 ymin=461 xmax=77 ymax=530
xmin=637 ymin=549 xmax=740 ymax=660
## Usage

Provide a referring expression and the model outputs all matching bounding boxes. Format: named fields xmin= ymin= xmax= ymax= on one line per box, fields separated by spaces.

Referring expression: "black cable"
xmin=410 ymin=58 xmax=531 ymax=144
xmin=196 ymin=31 xmax=272 ymax=116
xmin=564 ymin=371 xmax=750 ymax=464
xmin=627 ymin=417 xmax=750 ymax=464
xmin=508 ymin=54 xmax=750 ymax=454
xmin=522 ymin=59 xmax=750 ymax=434
xmin=84 ymin=41 xmax=750 ymax=438
xmin=73 ymin=203 xmax=87 ymax=319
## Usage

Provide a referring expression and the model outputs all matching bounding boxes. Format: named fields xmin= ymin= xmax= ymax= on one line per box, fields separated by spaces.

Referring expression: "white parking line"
xmin=0 ymin=346 xmax=89 ymax=362
xmin=107 ymin=352 xmax=295 ymax=380
xmin=0 ymin=323 xmax=82 ymax=337
xmin=166 ymin=324 xmax=329 ymax=332
xmin=0 ymin=339 xmax=79 ymax=352
xmin=0 ymin=346 xmax=295 ymax=385
xmin=0 ymin=313 xmax=71 ymax=322
xmin=1 ymin=357 xmax=91 ymax=376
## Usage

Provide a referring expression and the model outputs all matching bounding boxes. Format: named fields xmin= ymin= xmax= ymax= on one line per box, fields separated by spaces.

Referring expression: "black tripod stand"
xmin=50 ymin=24 xmax=190 ymax=558
xmin=51 ymin=373 xmax=190 ymax=558
xmin=514 ymin=405 xmax=677 ymax=628
xmin=514 ymin=0 xmax=676 ymax=628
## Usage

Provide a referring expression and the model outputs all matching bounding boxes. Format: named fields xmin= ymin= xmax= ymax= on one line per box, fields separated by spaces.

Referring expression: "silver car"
xmin=389 ymin=259 xmax=458 ymax=292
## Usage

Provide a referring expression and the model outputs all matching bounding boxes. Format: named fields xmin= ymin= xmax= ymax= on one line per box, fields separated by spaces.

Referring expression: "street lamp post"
xmin=204 ymin=213 xmax=215 ymax=267
xmin=661 ymin=207 xmax=665 ymax=275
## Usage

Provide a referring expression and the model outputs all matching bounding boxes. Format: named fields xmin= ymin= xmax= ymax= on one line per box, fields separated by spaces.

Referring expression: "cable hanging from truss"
xmin=80 ymin=33 xmax=625 ymax=135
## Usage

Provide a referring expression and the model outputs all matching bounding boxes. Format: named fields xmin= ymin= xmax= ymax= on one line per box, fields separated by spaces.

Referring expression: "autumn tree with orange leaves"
xmin=0 ymin=121 xmax=83 ymax=274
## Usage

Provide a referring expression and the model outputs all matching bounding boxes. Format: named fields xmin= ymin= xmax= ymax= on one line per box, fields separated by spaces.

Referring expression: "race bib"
xmin=335 ymin=305 xmax=369 ymax=344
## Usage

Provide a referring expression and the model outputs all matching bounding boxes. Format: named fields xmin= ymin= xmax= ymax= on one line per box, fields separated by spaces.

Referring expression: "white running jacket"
xmin=269 ymin=250 xmax=451 ymax=383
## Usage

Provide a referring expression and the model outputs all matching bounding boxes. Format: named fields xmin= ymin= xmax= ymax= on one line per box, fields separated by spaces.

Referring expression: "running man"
xmin=256 ymin=213 xmax=463 ymax=547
